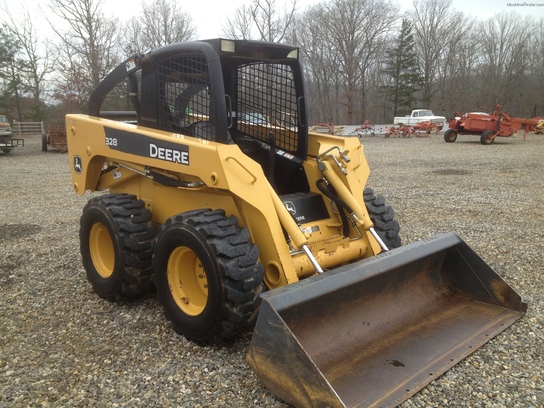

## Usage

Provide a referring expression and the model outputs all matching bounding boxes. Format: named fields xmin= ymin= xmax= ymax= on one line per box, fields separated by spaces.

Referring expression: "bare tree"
xmin=411 ymin=0 xmax=460 ymax=108
xmin=432 ymin=12 xmax=476 ymax=116
xmin=124 ymin=0 xmax=197 ymax=54
xmin=299 ymin=0 xmax=398 ymax=124
xmin=48 ymin=0 xmax=121 ymax=109
xmin=290 ymin=5 xmax=342 ymax=123
xmin=51 ymin=41 xmax=94 ymax=114
xmin=527 ymin=18 xmax=544 ymax=116
xmin=252 ymin=0 xmax=298 ymax=42
xmin=222 ymin=5 xmax=255 ymax=40
xmin=5 ymin=9 xmax=54 ymax=108
xmin=476 ymin=13 xmax=532 ymax=115
xmin=437 ymin=26 xmax=480 ymax=116
xmin=0 ymin=27 xmax=21 ymax=119
xmin=0 ymin=1 xmax=55 ymax=121
xmin=222 ymin=0 xmax=298 ymax=42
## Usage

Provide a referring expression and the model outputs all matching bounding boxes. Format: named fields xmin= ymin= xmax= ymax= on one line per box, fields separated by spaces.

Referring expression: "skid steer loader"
xmin=66 ymin=39 xmax=526 ymax=407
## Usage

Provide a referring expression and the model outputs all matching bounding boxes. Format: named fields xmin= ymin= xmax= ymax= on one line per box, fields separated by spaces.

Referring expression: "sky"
xmin=143 ymin=0 xmax=544 ymax=39
xmin=153 ymin=0 xmax=544 ymax=39
xmin=2 ymin=0 xmax=543 ymax=43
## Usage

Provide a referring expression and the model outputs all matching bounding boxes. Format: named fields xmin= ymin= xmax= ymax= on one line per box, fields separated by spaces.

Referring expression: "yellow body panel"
xmin=66 ymin=114 xmax=380 ymax=288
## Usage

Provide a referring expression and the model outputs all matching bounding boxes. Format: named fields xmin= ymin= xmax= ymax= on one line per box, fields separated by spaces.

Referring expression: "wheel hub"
xmin=167 ymin=246 xmax=208 ymax=316
xmin=89 ymin=222 xmax=115 ymax=278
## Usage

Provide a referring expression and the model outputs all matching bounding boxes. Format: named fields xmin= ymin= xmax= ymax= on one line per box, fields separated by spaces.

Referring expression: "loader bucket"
xmin=247 ymin=233 xmax=526 ymax=408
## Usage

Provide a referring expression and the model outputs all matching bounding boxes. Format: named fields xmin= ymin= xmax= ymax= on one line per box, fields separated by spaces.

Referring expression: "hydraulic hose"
xmin=316 ymin=178 xmax=350 ymax=238
xmin=318 ymin=160 xmax=389 ymax=252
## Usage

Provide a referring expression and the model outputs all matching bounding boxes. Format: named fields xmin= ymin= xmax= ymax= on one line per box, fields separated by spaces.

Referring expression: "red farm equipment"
xmin=43 ymin=124 xmax=67 ymax=152
xmin=353 ymin=120 xmax=376 ymax=137
xmin=413 ymin=120 xmax=441 ymax=134
xmin=384 ymin=124 xmax=431 ymax=138
xmin=445 ymin=105 xmax=541 ymax=145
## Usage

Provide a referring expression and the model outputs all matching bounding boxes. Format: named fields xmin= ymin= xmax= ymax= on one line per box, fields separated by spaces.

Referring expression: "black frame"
xmin=87 ymin=39 xmax=308 ymax=159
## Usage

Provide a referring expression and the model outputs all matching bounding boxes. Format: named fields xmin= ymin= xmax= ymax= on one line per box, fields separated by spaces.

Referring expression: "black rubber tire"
xmin=80 ymin=194 xmax=157 ymax=300
xmin=444 ymin=129 xmax=457 ymax=143
xmin=480 ymin=130 xmax=495 ymax=145
xmin=42 ymin=133 xmax=48 ymax=151
xmin=363 ymin=188 xmax=402 ymax=249
xmin=153 ymin=209 xmax=264 ymax=344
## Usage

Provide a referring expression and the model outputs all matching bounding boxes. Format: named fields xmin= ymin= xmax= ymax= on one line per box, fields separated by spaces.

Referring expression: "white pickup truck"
xmin=393 ymin=109 xmax=446 ymax=129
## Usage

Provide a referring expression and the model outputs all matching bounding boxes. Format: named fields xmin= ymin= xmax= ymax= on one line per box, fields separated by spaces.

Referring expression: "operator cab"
xmin=88 ymin=39 xmax=310 ymax=194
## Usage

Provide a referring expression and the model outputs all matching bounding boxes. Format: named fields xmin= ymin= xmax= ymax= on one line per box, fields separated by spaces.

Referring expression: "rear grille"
xmin=237 ymin=63 xmax=299 ymax=153
xmin=157 ymin=54 xmax=214 ymax=140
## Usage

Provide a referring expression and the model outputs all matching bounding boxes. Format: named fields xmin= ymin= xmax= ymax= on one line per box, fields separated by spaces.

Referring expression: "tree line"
xmin=0 ymin=0 xmax=542 ymax=127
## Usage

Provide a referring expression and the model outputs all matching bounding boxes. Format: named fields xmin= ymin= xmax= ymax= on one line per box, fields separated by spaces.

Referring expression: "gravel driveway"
xmin=1 ymin=133 xmax=542 ymax=407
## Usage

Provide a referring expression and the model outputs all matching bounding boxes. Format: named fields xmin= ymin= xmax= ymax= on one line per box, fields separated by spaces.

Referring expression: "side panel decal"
xmin=104 ymin=127 xmax=189 ymax=165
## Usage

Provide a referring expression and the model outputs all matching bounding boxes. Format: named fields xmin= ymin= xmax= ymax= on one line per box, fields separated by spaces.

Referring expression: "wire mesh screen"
xmin=157 ymin=54 xmax=214 ymax=140
xmin=237 ymin=62 xmax=299 ymax=153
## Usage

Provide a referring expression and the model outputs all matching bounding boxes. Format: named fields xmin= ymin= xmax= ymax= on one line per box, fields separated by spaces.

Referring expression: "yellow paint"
xmin=66 ymin=114 xmax=381 ymax=288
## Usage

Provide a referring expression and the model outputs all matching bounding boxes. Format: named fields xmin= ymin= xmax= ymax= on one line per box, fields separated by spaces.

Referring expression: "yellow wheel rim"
xmin=167 ymin=247 xmax=208 ymax=316
xmin=89 ymin=222 xmax=115 ymax=278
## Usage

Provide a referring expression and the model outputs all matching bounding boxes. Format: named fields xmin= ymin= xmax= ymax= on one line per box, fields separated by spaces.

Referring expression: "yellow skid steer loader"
xmin=66 ymin=39 xmax=526 ymax=407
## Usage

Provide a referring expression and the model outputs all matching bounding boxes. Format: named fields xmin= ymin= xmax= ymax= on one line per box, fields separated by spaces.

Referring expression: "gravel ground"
xmin=0 ymin=133 xmax=542 ymax=407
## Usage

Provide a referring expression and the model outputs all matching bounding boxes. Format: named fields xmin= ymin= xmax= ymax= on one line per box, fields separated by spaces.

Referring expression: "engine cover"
xmin=280 ymin=192 xmax=329 ymax=224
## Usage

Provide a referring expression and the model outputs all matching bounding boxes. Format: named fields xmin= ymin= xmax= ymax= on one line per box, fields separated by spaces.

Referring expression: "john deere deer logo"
xmin=73 ymin=156 xmax=83 ymax=174
xmin=284 ymin=201 xmax=296 ymax=216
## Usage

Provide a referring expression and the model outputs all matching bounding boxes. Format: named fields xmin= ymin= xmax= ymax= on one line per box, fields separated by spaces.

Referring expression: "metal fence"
xmin=12 ymin=121 xmax=45 ymax=137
